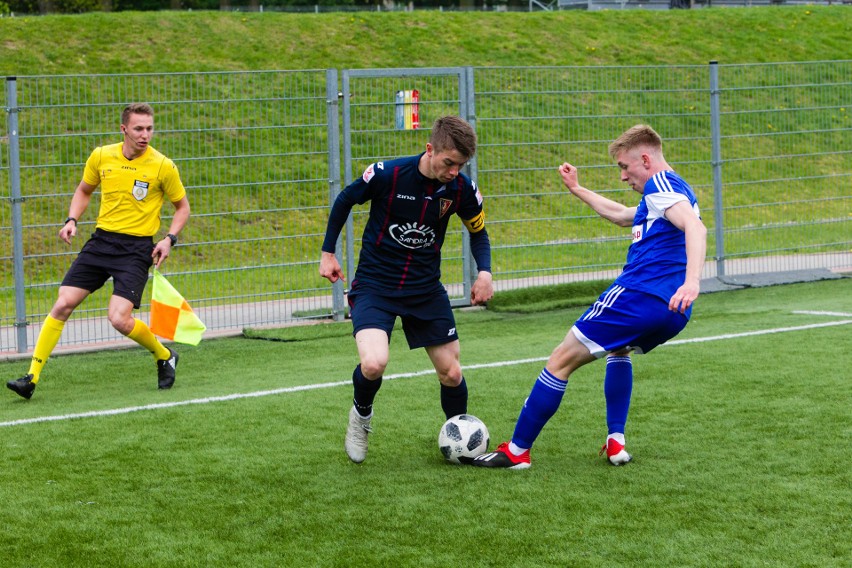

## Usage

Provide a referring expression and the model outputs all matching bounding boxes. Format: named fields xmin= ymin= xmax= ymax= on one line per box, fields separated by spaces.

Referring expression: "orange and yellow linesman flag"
xmin=149 ymin=269 xmax=206 ymax=345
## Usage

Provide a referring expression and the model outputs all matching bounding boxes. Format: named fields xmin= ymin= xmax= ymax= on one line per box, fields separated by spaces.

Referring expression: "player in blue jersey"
xmin=473 ymin=124 xmax=707 ymax=469
xmin=320 ymin=116 xmax=493 ymax=464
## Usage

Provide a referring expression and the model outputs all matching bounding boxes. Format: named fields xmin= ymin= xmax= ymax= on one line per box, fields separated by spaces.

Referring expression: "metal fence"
xmin=2 ymin=61 xmax=850 ymax=355
xmin=474 ymin=61 xmax=852 ymax=288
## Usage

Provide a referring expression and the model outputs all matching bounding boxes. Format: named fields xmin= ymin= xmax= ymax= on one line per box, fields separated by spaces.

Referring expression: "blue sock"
xmin=511 ymin=368 xmax=567 ymax=450
xmin=604 ymin=355 xmax=633 ymax=435
xmin=352 ymin=364 xmax=382 ymax=417
xmin=440 ymin=377 xmax=468 ymax=419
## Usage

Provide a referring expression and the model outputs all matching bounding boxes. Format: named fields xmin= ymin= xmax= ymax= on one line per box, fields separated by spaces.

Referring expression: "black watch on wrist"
xmin=64 ymin=216 xmax=77 ymax=226
xmin=166 ymin=233 xmax=178 ymax=246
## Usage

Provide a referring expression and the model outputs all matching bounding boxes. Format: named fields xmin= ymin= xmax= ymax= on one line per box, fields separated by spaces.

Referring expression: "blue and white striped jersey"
xmin=614 ymin=170 xmax=701 ymax=305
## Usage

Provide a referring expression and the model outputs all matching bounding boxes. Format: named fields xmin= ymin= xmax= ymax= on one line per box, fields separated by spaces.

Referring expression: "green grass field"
xmin=1 ymin=278 xmax=849 ymax=567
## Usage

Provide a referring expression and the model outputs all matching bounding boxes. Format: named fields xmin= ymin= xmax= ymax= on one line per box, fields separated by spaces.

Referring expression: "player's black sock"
xmin=440 ymin=377 xmax=468 ymax=419
xmin=352 ymin=364 xmax=382 ymax=417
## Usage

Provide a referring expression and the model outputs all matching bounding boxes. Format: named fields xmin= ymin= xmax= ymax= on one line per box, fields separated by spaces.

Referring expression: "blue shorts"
xmin=348 ymin=288 xmax=458 ymax=349
xmin=571 ymin=284 xmax=689 ymax=358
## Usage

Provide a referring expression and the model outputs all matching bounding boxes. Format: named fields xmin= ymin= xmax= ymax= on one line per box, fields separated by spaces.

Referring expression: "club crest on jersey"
xmin=389 ymin=222 xmax=437 ymax=249
xmin=132 ymin=180 xmax=149 ymax=201
xmin=439 ymin=198 xmax=453 ymax=218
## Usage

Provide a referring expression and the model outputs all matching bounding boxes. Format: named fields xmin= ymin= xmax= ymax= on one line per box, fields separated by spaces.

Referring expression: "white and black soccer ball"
xmin=438 ymin=414 xmax=490 ymax=464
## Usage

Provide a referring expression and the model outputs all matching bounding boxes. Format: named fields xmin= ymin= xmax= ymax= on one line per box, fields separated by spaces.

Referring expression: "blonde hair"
xmin=608 ymin=124 xmax=662 ymax=160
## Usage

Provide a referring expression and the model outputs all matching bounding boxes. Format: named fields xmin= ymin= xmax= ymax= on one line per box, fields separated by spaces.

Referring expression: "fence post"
xmin=709 ymin=61 xmax=726 ymax=277
xmin=340 ymin=71 xmax=357 ymax=305
xmin=6 ymin=77 xmax=28 ymax=353
xmin=326 ymin=69 xmax=346 ymax=321
xmin=459 ymin=66 xmax=477 ymax=304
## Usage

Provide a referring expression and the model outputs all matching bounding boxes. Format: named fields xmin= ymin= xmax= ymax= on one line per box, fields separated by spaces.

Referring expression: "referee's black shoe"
xmin=7 ymin=374 xmax=36 ymax=400
xmin=156 ymin=347 xmax=179 ymax=390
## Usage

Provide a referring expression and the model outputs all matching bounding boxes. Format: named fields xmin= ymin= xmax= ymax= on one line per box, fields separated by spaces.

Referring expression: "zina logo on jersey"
xmin=388 ymin=222 xmax=437 ymax=249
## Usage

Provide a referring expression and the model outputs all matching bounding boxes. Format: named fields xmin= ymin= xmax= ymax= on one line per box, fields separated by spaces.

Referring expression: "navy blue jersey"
xmin=322 ymin=153 xmax=490 ymax=296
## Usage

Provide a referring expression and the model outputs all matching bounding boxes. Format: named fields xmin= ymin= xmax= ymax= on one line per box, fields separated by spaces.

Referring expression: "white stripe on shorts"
xmin=570 ymin=325 xmax=606 ymax=358
xmin=583 ymin=285 xmax=625 ymax=321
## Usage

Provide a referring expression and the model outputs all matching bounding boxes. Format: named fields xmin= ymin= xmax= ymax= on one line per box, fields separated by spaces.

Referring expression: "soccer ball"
xmin=438 ymin=414 xmax=490 ymax=464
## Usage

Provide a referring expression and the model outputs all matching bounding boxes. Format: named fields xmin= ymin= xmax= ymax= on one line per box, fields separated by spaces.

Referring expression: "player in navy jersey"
xmin=320 ymin=116 xmax=493 ymax=463
xmin=473 ymin=124 xmax=707 ymax=469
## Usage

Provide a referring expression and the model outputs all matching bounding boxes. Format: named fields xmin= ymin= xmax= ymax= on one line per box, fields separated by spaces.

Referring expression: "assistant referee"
xmin=7 ymin=103 xmax=191 ymax=400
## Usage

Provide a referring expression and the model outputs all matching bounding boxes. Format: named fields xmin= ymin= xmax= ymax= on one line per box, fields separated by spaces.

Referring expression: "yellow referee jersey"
xmin=82 ymin=142 xmax=187 ymax=237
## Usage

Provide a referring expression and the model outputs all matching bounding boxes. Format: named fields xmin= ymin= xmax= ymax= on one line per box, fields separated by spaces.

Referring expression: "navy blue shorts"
xmin=348 ymin=288 xmax=458 ymax=349
xmin=61 ymin=229 xmax=154 ymax=309
xmin=572 ymin=284 xmax=689 ymax=358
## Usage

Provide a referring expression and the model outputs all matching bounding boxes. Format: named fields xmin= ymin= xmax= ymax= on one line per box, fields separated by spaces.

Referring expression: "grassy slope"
xmin=0 ymin=6 xmax=850 ymax=76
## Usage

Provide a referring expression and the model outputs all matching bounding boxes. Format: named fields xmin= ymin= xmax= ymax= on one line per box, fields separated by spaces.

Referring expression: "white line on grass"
xmin=2 ymin=319 xmax=850 ymax=428
xmin=665 ymin=319 xmax=852 ymax=345
xmin=792 ymin=310 xmax=852 ymax=317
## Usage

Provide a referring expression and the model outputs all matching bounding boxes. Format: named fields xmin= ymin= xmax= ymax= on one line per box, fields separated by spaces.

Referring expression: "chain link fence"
xmin=2 ymin=61 xmax=850 ymax=355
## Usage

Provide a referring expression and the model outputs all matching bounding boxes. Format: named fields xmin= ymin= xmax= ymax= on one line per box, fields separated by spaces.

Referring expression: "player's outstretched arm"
xmin=558 ymin=163 xmax=635 ymax=227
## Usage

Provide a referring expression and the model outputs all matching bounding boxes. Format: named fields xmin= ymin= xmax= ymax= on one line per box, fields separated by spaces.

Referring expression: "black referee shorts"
xmin=61 ymin=229 xmax=154 ymax=309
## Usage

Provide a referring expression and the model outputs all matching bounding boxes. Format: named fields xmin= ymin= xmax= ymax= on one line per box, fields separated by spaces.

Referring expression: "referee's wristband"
xmin=64 ymin=217 xmax=77 ymax=226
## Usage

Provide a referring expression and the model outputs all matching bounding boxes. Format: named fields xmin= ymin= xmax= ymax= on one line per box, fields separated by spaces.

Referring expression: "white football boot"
xmin=345 ymin=406 xmax=373 ymax=463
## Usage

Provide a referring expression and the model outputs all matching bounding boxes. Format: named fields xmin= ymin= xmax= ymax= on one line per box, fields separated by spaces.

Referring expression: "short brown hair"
xmin=608 ymin=124 xmax=662 ymax=159
xmin=121 ymin=103 xmax=154 ymax=126
xmin=430 ymin=116 xmax=477 ymax=159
